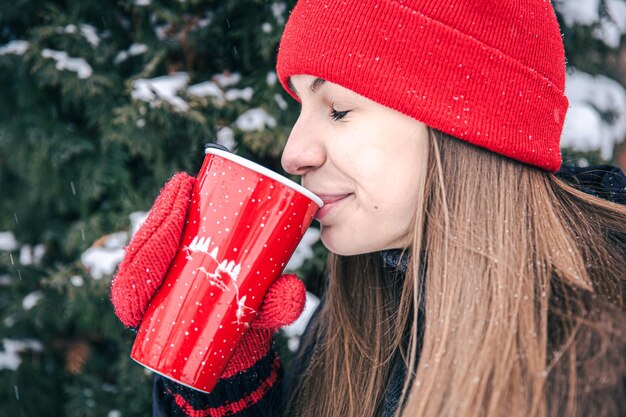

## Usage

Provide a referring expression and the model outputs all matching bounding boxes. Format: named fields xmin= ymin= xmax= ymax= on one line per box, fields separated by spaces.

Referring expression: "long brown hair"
xmin=286 ymin=130 xmax=626 ymax=417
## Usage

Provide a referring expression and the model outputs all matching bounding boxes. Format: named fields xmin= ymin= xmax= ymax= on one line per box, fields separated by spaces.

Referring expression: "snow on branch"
xmin=556 ymin=0 xmax=626 ymax=48
xmin=131 ymin=72 xmax=190 ymax=111
xmin=0 ymin=231 xmax=19 ymax=251
xmin=235 ymin=108 xmax=277 ymax=132
xmin=563 ymin=70 xmax=626 ymax=159
xmin=284 ymin=227 xmax=320 ymax=272
xmin=0 ymin=40 xmax=29 ymax=56
xmin=41 ymin=49 xmax=93 ymax=79
xmin=80 ymin=231 xmax=128 ymax=280
xmin=58 ymin=24 xmax=101 ymax=47
xmin=114 ymin=43 xmax=148 ymax=64
xmin=0 ymin=339 xmax=44 ymax=371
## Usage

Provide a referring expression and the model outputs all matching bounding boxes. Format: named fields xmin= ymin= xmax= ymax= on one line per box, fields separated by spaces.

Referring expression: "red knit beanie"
xmin=276 ymin=0 xmax=568 ymax=172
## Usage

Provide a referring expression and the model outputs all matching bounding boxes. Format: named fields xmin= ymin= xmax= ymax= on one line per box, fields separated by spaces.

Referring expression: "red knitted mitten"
xmin=111 ymin=172 xmax=196 ymax=328
xmin=221 ymin=273 xmax=306 ymax=378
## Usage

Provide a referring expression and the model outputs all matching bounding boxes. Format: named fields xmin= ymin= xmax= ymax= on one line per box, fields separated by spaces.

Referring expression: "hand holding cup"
xmin=112 ymin=147 xmax=322 ymax=393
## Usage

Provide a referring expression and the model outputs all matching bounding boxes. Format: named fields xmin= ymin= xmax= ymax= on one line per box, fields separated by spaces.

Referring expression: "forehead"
xmin=288 ymin=74 xmax=366 ymax=102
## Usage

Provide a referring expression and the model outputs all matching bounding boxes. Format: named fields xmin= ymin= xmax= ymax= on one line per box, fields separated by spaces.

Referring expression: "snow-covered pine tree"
xmin=0 ymin=1 xmax=321 ymax=416
xmin=0 ymin=1 xmax=624 ymax=416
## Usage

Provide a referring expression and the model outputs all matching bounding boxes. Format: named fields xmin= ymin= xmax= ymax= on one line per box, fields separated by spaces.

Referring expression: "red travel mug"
xmin=130 ymin=147 xmax=322 ymax=392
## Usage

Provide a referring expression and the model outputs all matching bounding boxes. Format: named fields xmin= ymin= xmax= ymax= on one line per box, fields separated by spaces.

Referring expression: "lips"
xmin=318 ymin=194 xmax=351 ymax=204
xmin=312 ymin=193 xmax=353 ymax=221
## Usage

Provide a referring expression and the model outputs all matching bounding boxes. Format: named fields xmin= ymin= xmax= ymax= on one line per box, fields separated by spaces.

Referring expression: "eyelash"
xmin=329 ymin=103 xmax=350 ymax=121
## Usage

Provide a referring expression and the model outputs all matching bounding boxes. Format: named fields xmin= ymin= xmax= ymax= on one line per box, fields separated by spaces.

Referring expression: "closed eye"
xmin=330 ymin=104 xmax=350 ymax=121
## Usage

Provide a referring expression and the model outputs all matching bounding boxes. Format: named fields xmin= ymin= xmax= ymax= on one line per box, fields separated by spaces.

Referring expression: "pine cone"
xmin=66 ymin=340 xmax=91 ymax=375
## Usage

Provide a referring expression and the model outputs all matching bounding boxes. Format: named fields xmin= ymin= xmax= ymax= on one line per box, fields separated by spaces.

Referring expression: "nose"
xmin=281 ymin=115 xmax=327 ymax=175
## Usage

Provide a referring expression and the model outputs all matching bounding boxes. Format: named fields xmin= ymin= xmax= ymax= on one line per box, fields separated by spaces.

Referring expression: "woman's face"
xmin=281 ymin=74 xmax=429 ymax=256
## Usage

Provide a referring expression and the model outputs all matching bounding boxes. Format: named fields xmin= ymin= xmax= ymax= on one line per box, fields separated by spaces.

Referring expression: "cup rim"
xmin=205 ymin=148 xmax=323 ymax=208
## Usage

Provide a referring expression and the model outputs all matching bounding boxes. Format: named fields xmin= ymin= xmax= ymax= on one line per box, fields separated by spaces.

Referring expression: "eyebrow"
xmin=288 ymin=77 xmax=326 ymax=98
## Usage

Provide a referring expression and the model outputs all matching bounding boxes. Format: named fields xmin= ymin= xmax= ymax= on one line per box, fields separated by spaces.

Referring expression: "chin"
xmin=321 ymin=229 xmax=356 ymax=256
xmin=320 ymin=228 xmax=377 ymax=256
xmin=320 ymin=226 xmax=412 ymax=257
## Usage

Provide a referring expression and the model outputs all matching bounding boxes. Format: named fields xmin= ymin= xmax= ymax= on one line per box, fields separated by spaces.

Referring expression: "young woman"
xmin=111 ymin=1 xmax=626 ymax=416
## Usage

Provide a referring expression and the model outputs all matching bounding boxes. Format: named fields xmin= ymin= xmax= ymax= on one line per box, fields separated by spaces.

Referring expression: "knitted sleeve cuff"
xmin=153 ymin=348 xmax=284 ymax=417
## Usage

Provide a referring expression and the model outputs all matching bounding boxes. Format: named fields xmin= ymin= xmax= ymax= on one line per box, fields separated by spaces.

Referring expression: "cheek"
xmin=367 ymin=163 xmax=423 ymax=216
xmin=320 ymin=196 xmax=419 ymax=255
xmin=323 ymin=129 xmax=427 ymax=253
xmin=374 ymin=196 xmax=418 ymax=237
xmin=363 ymin=170 xmax=423 ymax=245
